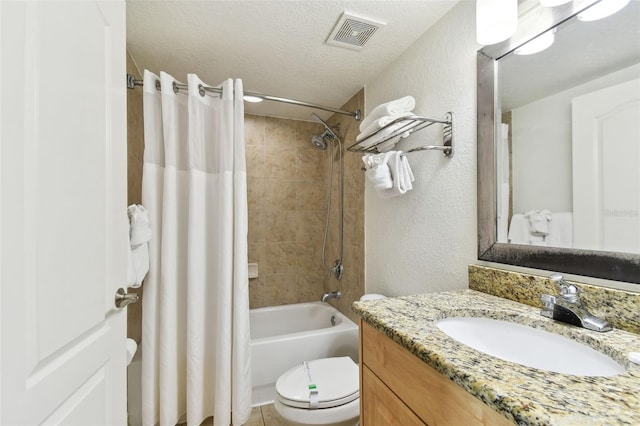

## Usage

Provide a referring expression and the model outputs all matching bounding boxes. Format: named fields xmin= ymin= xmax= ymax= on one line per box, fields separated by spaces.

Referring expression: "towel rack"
xmin=346 ymin=112 xmax=454 ymax=158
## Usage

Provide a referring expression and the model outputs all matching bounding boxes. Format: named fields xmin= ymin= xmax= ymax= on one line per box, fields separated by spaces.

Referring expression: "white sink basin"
xmin=436 ymin=317 xmax=625 ymax=377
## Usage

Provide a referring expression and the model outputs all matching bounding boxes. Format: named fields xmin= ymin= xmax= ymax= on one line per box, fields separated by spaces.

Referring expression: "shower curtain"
xmin=141 ymin=70 xmax=251 ymax=426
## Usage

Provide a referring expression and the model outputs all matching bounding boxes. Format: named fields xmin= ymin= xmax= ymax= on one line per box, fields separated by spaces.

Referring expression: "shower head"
xmin=311 ymin=134 xmax=328 ymax=150
xmin=311 ymin=113 xmax=338 ymax=140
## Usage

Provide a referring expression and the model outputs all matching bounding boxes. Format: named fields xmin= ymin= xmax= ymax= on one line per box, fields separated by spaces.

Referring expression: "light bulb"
xmin=514 ymin=29 xmax=556 ymax=55
xmin=476 ymin=0 xmax=518 ymax=45
xmin=577 ymin=0 xmax=630 ymax=21
xmin=539 ymin=0 xmax=572 ymax=6
xmin=243 ymin=95 xmax=264 ymax=103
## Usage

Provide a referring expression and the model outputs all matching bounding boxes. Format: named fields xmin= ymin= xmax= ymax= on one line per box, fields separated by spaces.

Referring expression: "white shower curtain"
xmin=141 ymin=70 xmax=251 ymax=426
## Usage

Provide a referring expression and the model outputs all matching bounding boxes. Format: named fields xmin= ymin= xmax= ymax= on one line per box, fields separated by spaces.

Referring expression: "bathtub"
xmin=250 ymin=301 xmax=359 ymax=406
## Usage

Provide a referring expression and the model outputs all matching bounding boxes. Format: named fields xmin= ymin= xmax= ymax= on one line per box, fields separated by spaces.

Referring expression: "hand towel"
xmin=525 ymin=210 xmax=551 ymax=236
xmin=359 ymin=96 xmax=416 ymax=132
xmin=362 ymin=153 xmax=393 ymax=190
xmin=126 ymin=204 xmax=152 ymax=288
xmin=356 ymin=112 xmax=414 ymax=142
xmin=507 ymin=214 xmax=529 ymax=244
xmin=377 ymin=151 xmax=415 ymax=198
xmin=546 ymin=212 xmax=573 ymax=248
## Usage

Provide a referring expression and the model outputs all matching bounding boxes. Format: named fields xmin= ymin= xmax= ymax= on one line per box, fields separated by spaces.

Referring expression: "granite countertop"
xmin=352 ymin=289 xmax=640 ymax=426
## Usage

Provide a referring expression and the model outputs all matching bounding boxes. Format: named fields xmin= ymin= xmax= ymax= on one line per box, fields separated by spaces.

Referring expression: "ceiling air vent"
xmin=326 ymin=12 xmax=386 ymax=51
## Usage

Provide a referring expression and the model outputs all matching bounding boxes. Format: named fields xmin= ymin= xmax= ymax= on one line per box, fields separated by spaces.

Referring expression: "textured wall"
xmin=245 ymin=90 xmax=365 ymax=322
xmin=364 ymin=1 xmax=480 ymax=296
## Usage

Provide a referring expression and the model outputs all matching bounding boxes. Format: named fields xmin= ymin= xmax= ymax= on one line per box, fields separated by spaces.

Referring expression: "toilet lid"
xmin=275 ymin=357 xmax=359 ymax=409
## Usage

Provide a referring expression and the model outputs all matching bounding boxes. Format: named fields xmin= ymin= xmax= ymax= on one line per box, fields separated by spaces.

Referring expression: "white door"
xmin=572 ymin=78 xmax=640 ymax=253
xmin=1 ymin=1 xmax=128 ymax=425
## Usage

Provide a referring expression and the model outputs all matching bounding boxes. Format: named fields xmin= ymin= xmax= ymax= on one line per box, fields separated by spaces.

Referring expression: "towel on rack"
xmin=358 ymin=122 xmax=411 ymax=150
xmin=359 ymin=96 xmax=416 ymax=132
xmin=525 ymin=210 xmax=551 ymax=236
xmin=362 ymin=152 xmax=393 ymax=190
xmin=546 ymin=212 xmax=573 ymax=248
xmin=508 ymin=214 xmax=529 ymax=244
xmin=126 ymin=204 xmax=151 ymax=288
xmin=376 ymin=151 xmax=415 ymax=198
xmin=356 ymin=112 xmax=414 ymax=142
xmin=508 ymin=212 xmax=547 ymax=246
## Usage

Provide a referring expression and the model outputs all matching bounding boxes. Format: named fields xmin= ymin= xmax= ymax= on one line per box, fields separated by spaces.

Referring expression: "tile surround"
xmin=246 ymin=90 xmax=365 ymax=322
xmin=126 ymin=52 xmax=144 ymax=344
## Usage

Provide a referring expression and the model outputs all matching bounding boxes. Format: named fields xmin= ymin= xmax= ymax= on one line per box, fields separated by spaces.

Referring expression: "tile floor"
xmin=193 ymin=404 xmax=295 ymax=426
xmin=244 ymin=404 xmax=295 ymax=426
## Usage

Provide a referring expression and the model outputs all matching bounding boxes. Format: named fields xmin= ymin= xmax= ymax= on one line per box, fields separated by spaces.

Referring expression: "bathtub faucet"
xmin=321 ymin=291 xmax=341 ymax=303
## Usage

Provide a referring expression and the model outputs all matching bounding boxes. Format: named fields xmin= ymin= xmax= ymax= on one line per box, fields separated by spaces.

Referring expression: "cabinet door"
xmin=361 ymin=321 xmax=512 ymax=426
xmin=362 ymin=366 xmax=425 ymax=426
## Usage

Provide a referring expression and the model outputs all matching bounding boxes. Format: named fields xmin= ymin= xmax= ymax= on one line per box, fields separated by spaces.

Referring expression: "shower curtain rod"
xmin=127 ymin=74 xmax=361 ymax=121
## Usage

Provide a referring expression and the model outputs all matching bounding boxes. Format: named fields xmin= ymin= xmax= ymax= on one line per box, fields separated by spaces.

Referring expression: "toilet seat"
xmin=275 ymin=356 xmax=359 ymax=409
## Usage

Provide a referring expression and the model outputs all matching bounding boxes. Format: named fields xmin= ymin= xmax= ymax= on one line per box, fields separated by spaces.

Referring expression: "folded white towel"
xmin=508 ymin=212 xmax=548 ymax=246
xmin=525 ymin=210 xmax=551 ymax=236
xmin=546 ymin=212 xmax=573 ymax=248
xmin=362 ymin=153 xmax=393 ymax=190
xmin=359 ymin=96 xmax=416 ymax=132
xmin=377 ymin=151 xmax=415 ymax=198
xmin=356 ymin=112 xmax=414 ymax=142
xmin=358 ymin=122 xmax=411 ymax=150
xmin=507 ymin=214 xmax=529 ymax=244
xmin=126 ymin=204 xmax=151 ymax=288
xmin=376 ymin=132 xmax=413 ymax=152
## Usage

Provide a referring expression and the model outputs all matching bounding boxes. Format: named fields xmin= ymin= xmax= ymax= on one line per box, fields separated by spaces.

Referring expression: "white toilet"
xmin=273 ymin=294 xmax=385 ymax=426
xmin=273 ymin=356 xmax=360 ymax=426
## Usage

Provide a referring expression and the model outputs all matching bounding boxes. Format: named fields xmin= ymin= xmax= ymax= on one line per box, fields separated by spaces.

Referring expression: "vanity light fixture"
xmin=476 ymin=0 xmax=518 ymax=45
xmin=539 ymin=0 xmax=572 ymax=6
xmin=243 ymin=95 xmax=264 ymax=103
xmin=514 ymin=28 xmax=556 ymax=55
xmin=577 ymin=0 xmax=630 ymax=21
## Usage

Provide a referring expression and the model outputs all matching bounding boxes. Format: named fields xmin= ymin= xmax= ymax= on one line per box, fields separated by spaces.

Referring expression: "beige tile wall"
xmin=325 ymin=90 xmax=365 ymax=323
xmin=245 ymin=90 xmax=365 ymax=322
xmin=126 ymin=52 xmax=144 ymax=343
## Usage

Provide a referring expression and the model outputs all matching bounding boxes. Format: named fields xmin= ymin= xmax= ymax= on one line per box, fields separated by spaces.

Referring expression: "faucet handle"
xmin=540 ymin=293 xmax=556 ymax=309
xmin=549 ymin=274 xmax=580 ymax=303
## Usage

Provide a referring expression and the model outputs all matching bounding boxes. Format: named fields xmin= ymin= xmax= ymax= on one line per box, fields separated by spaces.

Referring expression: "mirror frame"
xmin=477 ymin=0 xmax=640 ymax=284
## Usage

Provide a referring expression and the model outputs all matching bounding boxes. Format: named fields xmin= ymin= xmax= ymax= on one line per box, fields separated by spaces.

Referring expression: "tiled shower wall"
xmin=126 ymin=52 xmax=144 ymax=343
xmin=127 ymin=75 xmax=365 ymax=340
xmin=245 ymin=89 xmax=365 ymax=322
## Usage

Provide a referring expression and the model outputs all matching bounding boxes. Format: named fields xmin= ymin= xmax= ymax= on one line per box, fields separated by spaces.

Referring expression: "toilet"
xmin=273 ymin=294 xmax=385 ymax=426
xmin=273 ymin=356 xmax=359 ymax=426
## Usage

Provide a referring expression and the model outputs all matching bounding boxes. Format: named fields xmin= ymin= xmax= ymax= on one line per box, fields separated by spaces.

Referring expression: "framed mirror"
xmin=477 ymin=0 xmax=640 ymax=283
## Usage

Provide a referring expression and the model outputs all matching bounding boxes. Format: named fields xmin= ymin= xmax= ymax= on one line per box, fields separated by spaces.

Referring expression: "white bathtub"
xmin=250 ymin=302 xmax=359 ymax=406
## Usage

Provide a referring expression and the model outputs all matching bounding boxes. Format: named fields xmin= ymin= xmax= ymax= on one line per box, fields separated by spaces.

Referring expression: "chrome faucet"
xmin=540 ymin=274 xmax=612 ymax=332
xmin=321 ymin=290 xmax=341 ymax=303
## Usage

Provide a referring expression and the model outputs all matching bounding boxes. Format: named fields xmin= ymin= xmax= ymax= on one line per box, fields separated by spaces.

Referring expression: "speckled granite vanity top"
xmin=353 ymin=289 xmax=640 ymax=425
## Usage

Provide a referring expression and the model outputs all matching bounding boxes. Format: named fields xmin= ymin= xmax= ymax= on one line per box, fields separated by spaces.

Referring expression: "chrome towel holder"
xmin=347 ymin=112 xmax=454 ymax=158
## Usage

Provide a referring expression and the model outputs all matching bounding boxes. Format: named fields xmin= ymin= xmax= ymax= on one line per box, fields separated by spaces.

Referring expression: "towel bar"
xmin=347 ymin=112 xmax=453 ymax=158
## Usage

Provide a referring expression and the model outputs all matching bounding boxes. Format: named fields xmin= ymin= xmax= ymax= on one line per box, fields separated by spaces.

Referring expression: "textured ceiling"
xmin=126 ymin=0 xmax=458 ymax=121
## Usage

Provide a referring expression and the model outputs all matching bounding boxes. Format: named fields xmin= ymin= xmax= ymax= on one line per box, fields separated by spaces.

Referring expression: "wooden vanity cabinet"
xmin=359 ymin=320 xmax=512 ymax=426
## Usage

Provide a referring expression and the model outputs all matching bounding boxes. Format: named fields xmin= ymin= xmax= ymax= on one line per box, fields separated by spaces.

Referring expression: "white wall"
xmin=511 ymin=63 xmax=640 ymax=214
xmin=364 ymin=1 xmax=479 ymax=296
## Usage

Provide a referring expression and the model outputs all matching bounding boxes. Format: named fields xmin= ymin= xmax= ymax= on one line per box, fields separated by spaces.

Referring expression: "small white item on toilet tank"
xmin=629 ymin=352 xmax=640 ymax=365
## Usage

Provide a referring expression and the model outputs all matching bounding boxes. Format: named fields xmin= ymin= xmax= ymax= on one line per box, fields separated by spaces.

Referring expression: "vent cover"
xmin=326 ymin=12 xmax=386 ymax=51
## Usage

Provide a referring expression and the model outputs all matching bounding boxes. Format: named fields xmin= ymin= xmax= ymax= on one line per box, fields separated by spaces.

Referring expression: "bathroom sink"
xmin=436 ymin=317 xmax=625 ymax=377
